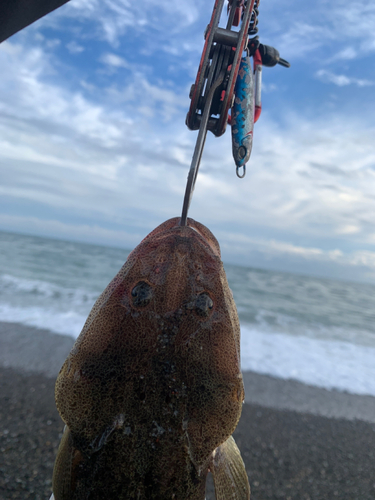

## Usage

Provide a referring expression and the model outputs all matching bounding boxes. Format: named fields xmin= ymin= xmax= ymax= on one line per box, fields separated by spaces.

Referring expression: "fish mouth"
xmin=145 ymin=217 xmax=221 ymax=258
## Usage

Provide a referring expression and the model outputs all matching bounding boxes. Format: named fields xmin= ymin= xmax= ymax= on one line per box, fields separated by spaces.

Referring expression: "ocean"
xmin=1 ymin=230 xmax=374 ymax=397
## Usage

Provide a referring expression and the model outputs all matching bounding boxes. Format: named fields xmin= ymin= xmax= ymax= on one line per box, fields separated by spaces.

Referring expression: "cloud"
xmin=261 ymin=0 xmax=375 ymax=65
xmin=32 ymin=0 xmax=204 ymax=48
xmin=262 ymin=82 xmax=278 ymax=93
xmin=215 ymin=227 xmax=375 ymax=284
xmin=316 ymin=69 xmax=374 ymax=87
xmin=336 ymin=225 xmax=360 ymax=235
xmin=273 ymin=22 xmax=334 ymax=59
xmin=330 ymin=47 xmax=357 ymax=61
xmin=219 ymin=231 xmax=333 ymax=262
xmin=100 ymin=52 xmax=129 ymax=68
xmin=330 ymin=1 xmax=375 ymax=47
xmin=66 ymin=41 xmax=85 ymax=54
xmin=187 ymin=111 xmax=375 ymax=257
xmin=0 ymin=37 xmax=199 ymax=241
xmin=0 ymin=214 xmax=143 ymax=248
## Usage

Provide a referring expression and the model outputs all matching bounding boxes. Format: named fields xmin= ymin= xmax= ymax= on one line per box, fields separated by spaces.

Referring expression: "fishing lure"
xmin=231 ymin=55 xmax=255 ymax=178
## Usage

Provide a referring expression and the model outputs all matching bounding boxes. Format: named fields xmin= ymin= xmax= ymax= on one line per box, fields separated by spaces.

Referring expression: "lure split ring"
xmin=236 ymin=165 xmax=246 ymax=178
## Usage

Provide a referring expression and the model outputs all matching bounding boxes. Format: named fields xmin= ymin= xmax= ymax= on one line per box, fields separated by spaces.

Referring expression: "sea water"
xmin=1 ymin=230 xmax=374 ymax=396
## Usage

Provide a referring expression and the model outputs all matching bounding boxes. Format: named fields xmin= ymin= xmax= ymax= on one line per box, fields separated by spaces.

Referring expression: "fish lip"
xmin=139 ymin=217 xmax=221 ymax=259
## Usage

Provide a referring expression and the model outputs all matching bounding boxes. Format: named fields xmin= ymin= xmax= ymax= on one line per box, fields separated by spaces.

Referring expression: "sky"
xmin=0 ymin=0 xmax=375 ymax=283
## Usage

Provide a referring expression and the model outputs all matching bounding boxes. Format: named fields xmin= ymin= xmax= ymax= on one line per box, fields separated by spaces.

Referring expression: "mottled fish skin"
xmin=52 ymin=217 xmax=249 ymax=500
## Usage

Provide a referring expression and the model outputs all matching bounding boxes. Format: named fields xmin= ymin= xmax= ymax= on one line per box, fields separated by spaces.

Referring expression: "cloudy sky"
xmin=0 ymin=0 xmax=375 ymax=282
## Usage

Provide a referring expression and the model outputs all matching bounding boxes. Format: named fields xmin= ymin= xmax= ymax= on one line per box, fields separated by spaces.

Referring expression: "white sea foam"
xmin=0 ymin=273 xmax=97 ymax=337
xmin=240 ymin=324 xmax=375 ymax=397
xmin=0 ymin=303 xmax=87 ymax=338
xmin=253 ymin=307 xmax=375 ymax=347
xmin=0 ymin=274 xmax=98 ymax=305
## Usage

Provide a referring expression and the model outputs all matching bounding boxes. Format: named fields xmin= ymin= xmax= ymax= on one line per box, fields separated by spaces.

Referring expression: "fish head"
xmin=123 ymin=216 xmax=222 ymax=315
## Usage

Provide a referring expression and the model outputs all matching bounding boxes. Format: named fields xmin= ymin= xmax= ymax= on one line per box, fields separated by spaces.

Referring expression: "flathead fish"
xmin=52 ymin=217 xmax=250 ymax=500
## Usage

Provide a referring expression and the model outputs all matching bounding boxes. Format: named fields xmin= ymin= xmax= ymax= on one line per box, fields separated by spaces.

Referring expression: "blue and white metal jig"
xmin=231 ymin=55 xmax=255 ymax=178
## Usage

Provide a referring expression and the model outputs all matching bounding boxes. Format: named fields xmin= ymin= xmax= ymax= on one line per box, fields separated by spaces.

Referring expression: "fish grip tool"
xmin=180 ymin=0 xmax=290 ymax=226
xmin=180 ymin=0 xmax=256 ymax=226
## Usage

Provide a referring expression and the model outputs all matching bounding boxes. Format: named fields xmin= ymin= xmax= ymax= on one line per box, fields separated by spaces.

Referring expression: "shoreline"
xmin=0 ymin=320 xmax=374 ymax=423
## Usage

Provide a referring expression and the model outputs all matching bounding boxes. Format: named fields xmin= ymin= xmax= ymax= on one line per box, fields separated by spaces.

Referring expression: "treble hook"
xmin=236 ymin=164 xmax=246 ymax=178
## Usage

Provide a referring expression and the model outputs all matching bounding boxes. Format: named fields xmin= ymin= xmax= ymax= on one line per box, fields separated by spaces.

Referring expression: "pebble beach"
xmin=1 ymin=321 xmax=375 ymax=499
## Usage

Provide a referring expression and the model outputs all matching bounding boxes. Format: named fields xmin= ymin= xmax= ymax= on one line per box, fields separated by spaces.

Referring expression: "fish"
xmin=51 ymin=217 xmax=250 ymax=500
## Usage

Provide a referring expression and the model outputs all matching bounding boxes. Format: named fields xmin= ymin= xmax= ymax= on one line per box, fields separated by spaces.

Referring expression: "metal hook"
xmin=236 ymin=164 xmax=246 ymax=178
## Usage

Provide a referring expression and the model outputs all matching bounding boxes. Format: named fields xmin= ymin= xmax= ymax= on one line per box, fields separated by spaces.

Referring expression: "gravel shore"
xmin=1 ymin=321 xmax=374 ymax=499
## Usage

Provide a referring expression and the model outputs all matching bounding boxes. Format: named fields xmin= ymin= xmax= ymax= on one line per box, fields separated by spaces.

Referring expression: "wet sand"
xmin=1 ymin=321 xmax=374 ymax=499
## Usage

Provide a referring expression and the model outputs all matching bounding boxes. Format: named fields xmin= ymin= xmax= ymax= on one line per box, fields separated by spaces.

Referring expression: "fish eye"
xmin=195 ymin=292 xmax=214 ymax=317
xmin=131 ymin=281 xmax=153 ymax=307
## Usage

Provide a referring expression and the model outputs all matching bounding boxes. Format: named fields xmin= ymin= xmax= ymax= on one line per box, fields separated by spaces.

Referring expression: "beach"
xmin=1 ymin=321 xmax=374 ymax=500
